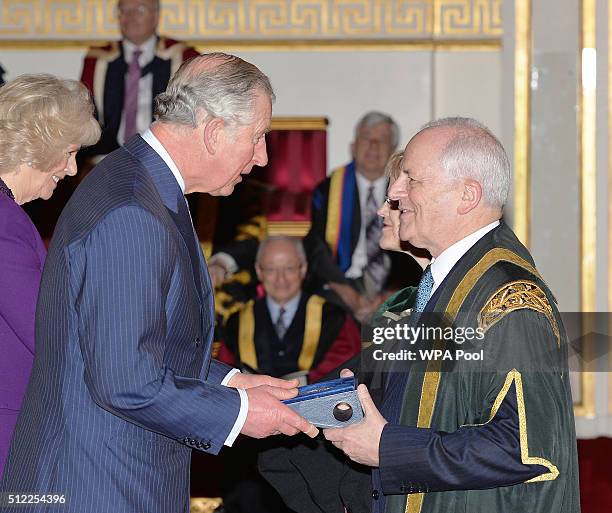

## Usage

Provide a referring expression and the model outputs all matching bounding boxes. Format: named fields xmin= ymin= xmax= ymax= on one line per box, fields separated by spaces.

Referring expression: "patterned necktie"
xmin=275 ymin=307 xmax=287 ymax=340
xmin=123 ymin=48 xmax=142 ymax=140
xmin=415 ymin=265 xmax=434 ymax=313
xmin=365 ymin=185 xmax=386 ymax=292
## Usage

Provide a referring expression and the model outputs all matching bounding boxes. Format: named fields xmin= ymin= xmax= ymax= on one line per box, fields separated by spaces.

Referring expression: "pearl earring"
xmin=27 ymin=161 xmax=33 ymax=167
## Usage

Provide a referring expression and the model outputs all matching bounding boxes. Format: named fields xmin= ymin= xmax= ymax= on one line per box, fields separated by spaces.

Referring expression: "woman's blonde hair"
xmin=0 ymin=74 xmax=100 ymax=175
xmin=384 ymin=151 xmax=404 ymax=182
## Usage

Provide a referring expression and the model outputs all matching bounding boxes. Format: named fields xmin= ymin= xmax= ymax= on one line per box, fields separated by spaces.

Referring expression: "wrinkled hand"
xmin=323 ymin=384 xmax=387 ymax=467
xmin=241 ymin=384 xmax=319 ymax=439
xmin=227 ymin=372 xmax=299 ymax=391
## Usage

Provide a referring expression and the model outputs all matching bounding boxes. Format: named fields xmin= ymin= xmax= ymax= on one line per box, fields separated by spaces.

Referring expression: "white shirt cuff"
xmin=221 ymin=367 xmax=240 ymax=386
xmin=222 ymin=369 xmax=248 ymax=447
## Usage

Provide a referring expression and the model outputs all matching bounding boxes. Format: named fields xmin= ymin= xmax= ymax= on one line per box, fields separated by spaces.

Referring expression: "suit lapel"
xmin=124 ymin=136 xmax=204 ymax=305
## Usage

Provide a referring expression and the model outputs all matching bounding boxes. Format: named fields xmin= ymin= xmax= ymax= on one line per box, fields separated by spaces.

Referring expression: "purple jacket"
xmin=0 ymin=192 xmax=46 ymax=478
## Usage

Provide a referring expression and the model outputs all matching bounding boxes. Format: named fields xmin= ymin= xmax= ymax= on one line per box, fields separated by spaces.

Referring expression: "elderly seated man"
xmin=216 ymin=235 xmax=361 ymax=513
xmin=218 ymin=235 xmax=361 ymax=384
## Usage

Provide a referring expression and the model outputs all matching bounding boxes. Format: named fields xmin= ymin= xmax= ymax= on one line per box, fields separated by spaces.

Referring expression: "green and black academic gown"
xmin=371 ymin=286 xmax=417 ymax=326
xmin=376 ymin=221 xmax=579 ymax=513
xmin=259 ymin=223 xmax=578 ymax=513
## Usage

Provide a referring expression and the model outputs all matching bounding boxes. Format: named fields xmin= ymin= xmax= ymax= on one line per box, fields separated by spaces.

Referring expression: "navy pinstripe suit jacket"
xmin=1 ymin=136 xmax=241 ymax=513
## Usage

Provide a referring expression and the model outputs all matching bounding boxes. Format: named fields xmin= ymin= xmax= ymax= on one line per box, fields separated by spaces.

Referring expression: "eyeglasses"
xmin=385 ymin=196 xmax=400 ymax=210
xmin=258 ymin=265 xmax=304 ymax=277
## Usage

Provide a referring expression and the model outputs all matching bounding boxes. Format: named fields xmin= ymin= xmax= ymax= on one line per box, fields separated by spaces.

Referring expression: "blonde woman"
xmin=0 ymin=74 xmax=100 ymax=477
xmin=371 ymin=151 xmax=430 ymax=321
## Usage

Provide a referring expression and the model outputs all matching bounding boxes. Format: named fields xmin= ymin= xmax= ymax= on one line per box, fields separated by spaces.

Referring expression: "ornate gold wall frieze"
xmin=191 ymin=38 xmax=501 ymax=51
xmin=0 ymin=0 xmax=503 ymax=41
xmin=433 ymin=0 xmax=502 ymax=37
xmin=0 ymin=37 xmax=501 ymax=51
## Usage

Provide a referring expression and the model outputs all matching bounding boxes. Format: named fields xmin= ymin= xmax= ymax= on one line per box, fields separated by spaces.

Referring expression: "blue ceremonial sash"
xmin=334 ymin=161 xmax=356 ymax=272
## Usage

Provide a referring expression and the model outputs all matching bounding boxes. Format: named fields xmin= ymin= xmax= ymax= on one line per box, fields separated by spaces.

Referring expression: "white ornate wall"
xmin=0 ymin=0 xmax=502 ymax=40
xmin=0 ymin=0 xmax=503 ymax=171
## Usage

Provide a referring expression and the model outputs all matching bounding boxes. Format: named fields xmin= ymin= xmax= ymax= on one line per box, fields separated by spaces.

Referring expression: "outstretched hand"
xmin=323 ymin=384 xmax=387 ymax=467
xmin=241 ymin=384 xmax=319 ymax=439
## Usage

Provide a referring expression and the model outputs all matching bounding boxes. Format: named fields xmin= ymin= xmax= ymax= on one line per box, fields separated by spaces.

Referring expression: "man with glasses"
xmin=303 ymin=111 xmax=422 ymax=318
xmin=80 ymin=0 xmax=198 ymax=158
xmin=217 ymin=235 xmax=361 ymax=513
xmin=219 ymin=235 xmax=361 ymax=384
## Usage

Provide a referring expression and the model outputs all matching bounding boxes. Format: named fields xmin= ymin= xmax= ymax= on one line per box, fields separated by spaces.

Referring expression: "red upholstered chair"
xmin=254 ymin=117 xmax=328 ymax=237
xmin=194 ymin=117 xmax=328 ymax=258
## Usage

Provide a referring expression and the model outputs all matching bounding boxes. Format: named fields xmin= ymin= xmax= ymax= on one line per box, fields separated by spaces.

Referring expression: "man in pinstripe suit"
xmin=1 ymin=53 xmax=317 ymax=513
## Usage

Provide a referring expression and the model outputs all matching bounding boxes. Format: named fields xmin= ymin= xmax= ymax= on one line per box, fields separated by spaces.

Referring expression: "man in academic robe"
xmin=303 ymin=111 xmax=422 ymax=315
xmin=217 ymin=235 xmax=361 ymax=513
xmin=219 ymin=235 xmax=362 ymax=384
xmin=261 ymin=117 xmax=579 ymax=513
xmin=80 ymin=0 xmax=199 ymax=158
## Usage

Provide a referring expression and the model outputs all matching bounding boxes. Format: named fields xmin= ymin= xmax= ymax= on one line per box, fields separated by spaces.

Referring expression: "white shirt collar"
xmin=355 ymin=171 xmax=387 ymax=199
xmin=429 ymin=220 xmax=500 ymax=296
xmin=266 ymin=292 xmax=302 ymax=325
xmin=122 ymin=35 xmax=157 ymax=65
xmin=141 ymin=128 xmax=186 ymax=193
